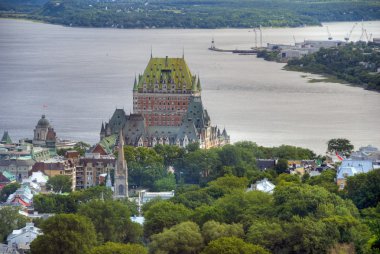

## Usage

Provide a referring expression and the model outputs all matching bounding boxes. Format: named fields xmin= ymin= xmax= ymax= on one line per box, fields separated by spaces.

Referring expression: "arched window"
xmin=118 ymin=185 xmax=124 ymax=195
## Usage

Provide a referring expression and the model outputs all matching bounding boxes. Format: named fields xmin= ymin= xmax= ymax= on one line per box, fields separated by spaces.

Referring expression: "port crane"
xmin=344 ymin=23 xmax=357 ymax=42
xmin=253 ymin=28 xmax=258 ymax=48
xmin=326 ymin=26 xmax=333 ymax=40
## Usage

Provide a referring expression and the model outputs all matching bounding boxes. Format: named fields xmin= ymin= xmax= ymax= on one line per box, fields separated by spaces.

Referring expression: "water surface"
xmin=0 ymin=19 xmax=379 ymax=154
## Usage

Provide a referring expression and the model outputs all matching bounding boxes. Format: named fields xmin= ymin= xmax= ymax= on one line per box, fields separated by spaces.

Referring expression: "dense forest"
xmin=286 ymin=42 xmax=380 ymax=91
xmin=1 ymin=0 xmax=380 ymax=28
xmin=2 ymin=142 xmax=380 ymax=253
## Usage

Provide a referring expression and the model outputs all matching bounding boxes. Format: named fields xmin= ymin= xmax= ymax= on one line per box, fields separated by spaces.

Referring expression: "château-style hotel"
xmin=101 ymin=56 xmax=229 ymax=149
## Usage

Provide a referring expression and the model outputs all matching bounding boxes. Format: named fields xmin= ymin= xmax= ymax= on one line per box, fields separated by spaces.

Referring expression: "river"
xmin=0 ymin=19 xmax=379 ymax=154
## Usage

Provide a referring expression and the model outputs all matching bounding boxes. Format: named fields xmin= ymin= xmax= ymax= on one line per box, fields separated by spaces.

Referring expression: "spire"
xmin=197 ymin=76 xmax=201 ymax=91
xmin=118 ymin=130 xmax=125 ymax=162
xmin=133 ymin=75 xmax=138 ymax=91
xmin=182 ymin=47 xmax=185 ymax=59
xmin=100 ymin=122 xmax=105 ymax=133
xmin=115 ymin=129 xmax=129 ymax=198
xmin=150 ymin=46 xmax=153 ymax=59
xmin=1 ymin=131 xmax=12 ymax=144
xmin=106 ymin=169 xmax=112 ymax=189
xmin=192 ymin=75 xmax=197 ymax=92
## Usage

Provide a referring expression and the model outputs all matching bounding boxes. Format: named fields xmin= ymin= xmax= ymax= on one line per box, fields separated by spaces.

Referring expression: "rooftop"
xmin=136 ymin=57 xmax=200 ymax=93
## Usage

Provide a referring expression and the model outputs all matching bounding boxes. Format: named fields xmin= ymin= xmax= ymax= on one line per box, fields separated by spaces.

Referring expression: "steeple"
xmin=1 ymin=131 xmax=12 ymax=144
xmin=197 ymin=76 xmax=202 ymax=91
xmin=118 ymin=130 xmax=125 ymax=164
xmin=133 ymin=75 xmax=138 ymax=92
xmin=114 ymin=130 xmax=128 ymax=198
xmin=192 ymin=75 xmax=197 ymax=92
xmin=106 ymin=169 xmax=112 ymax=189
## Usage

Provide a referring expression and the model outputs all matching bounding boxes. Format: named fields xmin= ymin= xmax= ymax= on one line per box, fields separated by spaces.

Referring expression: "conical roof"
xmin=1 ymin=131 xmax=12 ymax=144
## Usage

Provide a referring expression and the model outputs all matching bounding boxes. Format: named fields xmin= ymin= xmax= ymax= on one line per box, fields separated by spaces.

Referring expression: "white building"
xmin=7 ymin=223 xmax=42 ymax=251
xmin=139 ymin=190 xmax=175 ymax=204
xmin=247 ymin=178 xmax=275 ymax=194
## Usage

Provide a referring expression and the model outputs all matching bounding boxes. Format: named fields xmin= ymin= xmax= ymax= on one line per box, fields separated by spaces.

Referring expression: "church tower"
xmin=114 ymin=130 xmax=129 ymax=199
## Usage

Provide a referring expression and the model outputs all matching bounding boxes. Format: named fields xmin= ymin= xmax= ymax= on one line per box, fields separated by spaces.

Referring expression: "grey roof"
xmin=0 ymin=159 xmax=35 ymax=167
xmin=177 ymin=119 xmax=198 ymax=141
xmin=109 ymin=109 xmax=128 ymax=134
xmin=123 ymin=114 xmax=146 ymax=146
xmin=183 ymin=96 xmax=210 ymax=130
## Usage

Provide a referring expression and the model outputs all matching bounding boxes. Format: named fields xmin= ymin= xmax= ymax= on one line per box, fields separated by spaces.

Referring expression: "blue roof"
xmin=340 ymin=160 xmax=373 ymax=173
xmin=337 ymin=160 xmax=373 ymax=179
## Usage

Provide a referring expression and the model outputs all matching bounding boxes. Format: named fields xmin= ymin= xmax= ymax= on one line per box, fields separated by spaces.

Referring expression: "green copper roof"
xmin=2 ymin=171 xmax=16 ymax=181
xmin=137 ymin=57 xmax=199 ymax=92
xmin=100 ymin=134 xmax=117 ymax=154
xmin=1 ymin=131 xmax=12 ymax=144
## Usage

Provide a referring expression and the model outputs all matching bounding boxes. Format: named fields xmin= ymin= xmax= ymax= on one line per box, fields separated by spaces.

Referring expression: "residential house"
xmin=247 ymin=178 xmax=275 ymax=194
xmin=256 ymin=159 xmax=276 ymax=170
xmin=337 ymin=159 xmax=373 ymax=190
xmin=7 ymin=223 xmax=42 ymax=252
xmin=30 ymin=157 xmax=76 ymax=191
xmin=0 ymin=159 xmax=35 ymax=182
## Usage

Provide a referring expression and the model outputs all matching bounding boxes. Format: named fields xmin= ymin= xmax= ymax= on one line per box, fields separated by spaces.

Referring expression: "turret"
xmin=100 ymin=122 xmax=106 ymax=140
xmin=192 ymin=76 xmax=198 ymax=92
xmin=133 ymin=75 xmax=138 ymax=92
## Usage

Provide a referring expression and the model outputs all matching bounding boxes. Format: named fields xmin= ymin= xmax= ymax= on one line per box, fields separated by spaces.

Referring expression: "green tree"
xmin=124 ymin=146 xmax=166 ymax=189
xmin=149 ymin=221 xmax=204 ymax=254
xmin=89 ymin=242 xmax=147 ymax=254
xmin=327 ymin=138 xmax=354 ymax=157
xmin=361 ymin=203 xmax=380 ymax=251
xmin=73 ymin=141 xmax=91 ymax=156
xmin=153 ymin=144 xmax=185 ymax=167
xmin=78 ymin=199 xmax=135 ymax=243
xmin=0 ymin=182 xmax=20 ymax=202
xmin=180 ymin=148 xmax=221 ymax=184
xmin=307 ymin=169 xmax=338 ymax=193
xmin=206 ymin=175 xmax=248 ymax=197
xmin=276 ymin=173 xmax=301 ymax=185
xmin=173 ymin=189 xmax=214 ymax=210
xmin=144 ymin=201 xmax=192 ymax=237
xmin=46 ymin=175 xmax=72 ymax=193
xmin=152 ymin=173 xmax=176 ymax=191
xmin=246 ymin=219 xmax=285 ymax=252
xmin=273 ymin=184 xmax=357 ymax=220
xmin=345 ymin=169 xmax=380 ymax=209
xmin=0 ymin=206 xmax=29 ymax=242
xmin=201 ymin=237 xmax=270 ymax=254
xmin=30 ymin=214 xmax=98 ymax=254
xmin=202 ymin=220 xmax=244 ymax=244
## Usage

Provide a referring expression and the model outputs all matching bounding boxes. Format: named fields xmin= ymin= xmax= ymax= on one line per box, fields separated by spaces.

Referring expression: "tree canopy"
xmin=327 ymin=138 xmax=354 ymax=156
xmin=30 ymin=214 xmax=98 ymax=254
xmin=0 ymin=206 xmax=29 ymax=242
xmin=46 ymin=175 xmax=72 ymax=193
xmin=88 ymin=242 xmax=147 ymax=254
xmin=201 ymin=237 xmax=270 ymax=254
xmin=78 ymin=199 xmax=135 ymax=243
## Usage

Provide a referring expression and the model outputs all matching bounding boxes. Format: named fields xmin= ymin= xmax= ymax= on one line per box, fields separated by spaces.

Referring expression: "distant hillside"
xmin=285 ymin=42 xmax=380 ymax=92
xmin=0 ymin=0 xmax=48 ymax=12
xmin=1 ymin=0 xmax=380 ymax=28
